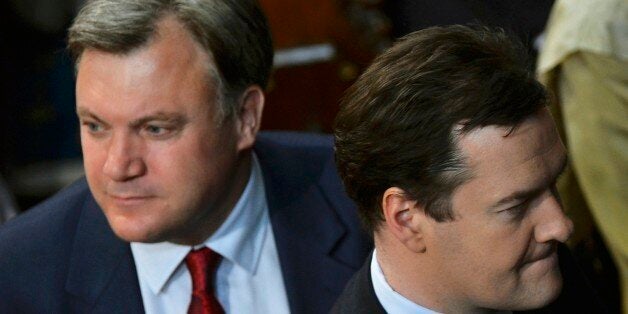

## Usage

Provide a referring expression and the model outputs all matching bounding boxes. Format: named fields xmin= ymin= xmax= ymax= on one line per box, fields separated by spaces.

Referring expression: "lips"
xmin=527 ymin=247 xmax=555 ymax=264
xmin=109 ymin=194 xmax=151 ymax=200
xmin=106 ymin=185 xmax=156 ymax=201
xmin=108 ymin=194 xmax=155 ymax=207
xmin=519 ymin=244 xmax=560 ymax=275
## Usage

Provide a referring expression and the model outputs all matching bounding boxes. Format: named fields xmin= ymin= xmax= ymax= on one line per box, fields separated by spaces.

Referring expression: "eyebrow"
xmin=128 ymin=112 xmax=188 ymax=128
xmin=77 ymin=107 xmax=109 ymax=126
xmin=76 ymin=107 xmax=187 ymax=128
xmin=489 ymin=155 xmax=569 ymax=210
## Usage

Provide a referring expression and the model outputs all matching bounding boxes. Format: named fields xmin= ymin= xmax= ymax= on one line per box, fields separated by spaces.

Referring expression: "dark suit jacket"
xmin=0 ymin=132 xmax=372 ymax=314
xmin=332 ymin=246 xmax=605 ymax=314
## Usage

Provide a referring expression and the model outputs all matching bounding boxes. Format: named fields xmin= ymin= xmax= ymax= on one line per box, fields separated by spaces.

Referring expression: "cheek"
xmin=146 ymin=136 xmax=233 ymax=197
xmin=81 ymin=139 xmax=106 ymax=182
xmin=150 ymin=137 xmax=217 ymax=173
xmin=474 ymin=231 xmax=533 ymax=300
xmin=478 ymin=229 xmax=530 ymax=275
xmin=434 ymin=222 xmax=528 ymax=281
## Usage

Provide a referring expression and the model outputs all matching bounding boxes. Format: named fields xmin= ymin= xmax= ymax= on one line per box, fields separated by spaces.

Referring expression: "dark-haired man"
xmin=0 ymin=0 xmax=370 ymax=313
xmin=333 ymin=25 xmax=601 ymax=313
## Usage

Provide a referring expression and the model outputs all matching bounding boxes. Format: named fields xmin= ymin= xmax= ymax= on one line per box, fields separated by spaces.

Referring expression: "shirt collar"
xmin=131 ymin=153 xmax=268 ymax=294
xmin=371 ymin=250 xmax=441 ymax=314
xmin=205 ymin=153 xmax=268 ymax=274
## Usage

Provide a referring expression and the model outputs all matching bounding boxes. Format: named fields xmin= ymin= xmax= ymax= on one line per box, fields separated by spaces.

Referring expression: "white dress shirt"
xmin=131 ymin=154 xmax=290 ymax=314
xmin=371 ymin=250 xmax=440 ymax=314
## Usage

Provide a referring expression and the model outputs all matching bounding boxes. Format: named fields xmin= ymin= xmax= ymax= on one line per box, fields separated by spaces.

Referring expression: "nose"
xmin=102 ymin=132 xmax=146 ymax=181
xmin=534 ymin=191 xmax=574 ymax=244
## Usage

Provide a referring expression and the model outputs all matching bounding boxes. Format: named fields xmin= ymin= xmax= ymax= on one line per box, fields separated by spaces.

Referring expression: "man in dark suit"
xmin=332 ymin=25 xmax=601 ymax=313
xmin=0 ymin=0 xmax=370 ymax=313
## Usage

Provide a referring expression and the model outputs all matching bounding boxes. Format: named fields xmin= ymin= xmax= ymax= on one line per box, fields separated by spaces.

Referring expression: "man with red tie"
xmin=0 ymin=1 xmax=371 ymax=313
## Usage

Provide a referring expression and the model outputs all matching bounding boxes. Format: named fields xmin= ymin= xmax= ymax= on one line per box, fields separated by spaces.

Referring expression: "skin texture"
xmin=75 ymin=15 xmax=263 ymax=245
xmin=378 ymin=108 xmax=574 ymax=313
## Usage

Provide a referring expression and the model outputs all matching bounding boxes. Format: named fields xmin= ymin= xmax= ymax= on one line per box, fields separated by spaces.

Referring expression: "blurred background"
xmin=0 ymin=0 xmax=622 ymax=312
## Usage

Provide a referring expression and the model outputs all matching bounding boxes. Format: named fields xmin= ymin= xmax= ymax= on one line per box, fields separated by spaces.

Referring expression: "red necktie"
xmin=185 ymin=247 xmax=225 ymax=314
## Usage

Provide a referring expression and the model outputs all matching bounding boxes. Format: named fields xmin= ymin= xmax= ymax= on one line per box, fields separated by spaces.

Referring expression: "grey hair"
xmin=68 ymin=0 xmax=273 ymax=121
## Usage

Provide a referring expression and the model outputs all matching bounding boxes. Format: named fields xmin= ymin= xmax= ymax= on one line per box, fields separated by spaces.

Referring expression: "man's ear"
xmin=235 ymin=85 xmax=264 ymax=151
xmin=382 ymin=187 xmax=427 ymax=253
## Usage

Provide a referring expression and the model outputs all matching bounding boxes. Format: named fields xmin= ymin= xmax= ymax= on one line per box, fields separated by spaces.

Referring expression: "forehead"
xmin=455 ymin=109 xmax=566 ymax=206
xmin=75 ymin=15 xmax=215 ymax=112
xmin=80 ymin=15 xmax=211 ymax=73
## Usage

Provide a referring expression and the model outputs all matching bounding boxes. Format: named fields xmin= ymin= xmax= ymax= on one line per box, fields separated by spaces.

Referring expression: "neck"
xmin=374 ymin=232 xmax=471 ymax=313
xmin=375 ymin=234 xmax=508 ymax=313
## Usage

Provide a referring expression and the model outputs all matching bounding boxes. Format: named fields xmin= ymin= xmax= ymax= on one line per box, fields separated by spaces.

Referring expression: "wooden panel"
xmin=258 ymin=0 xmax=389 ymax=132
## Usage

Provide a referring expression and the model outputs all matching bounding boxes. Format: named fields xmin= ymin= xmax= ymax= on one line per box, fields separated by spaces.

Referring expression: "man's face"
xmin=425 ymin=108 xmax=573 ymax=311
xmin=76 ymin=16 xmax=246 ymax=244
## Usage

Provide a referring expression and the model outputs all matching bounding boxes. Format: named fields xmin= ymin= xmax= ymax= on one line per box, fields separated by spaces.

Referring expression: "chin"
xmin=111 ymin=225 xmax=158 ymax=243
xmin=536 ymin=278 xmax=563 ymax=308
xmin=510 ymin=272 xmax=564 ymax=311
xmin=105 ymin=214 xmax=166 ymax=244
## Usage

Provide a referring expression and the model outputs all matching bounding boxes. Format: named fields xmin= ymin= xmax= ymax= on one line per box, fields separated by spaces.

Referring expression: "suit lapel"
xmin=331 ymin=252 xmax=386 ymax=314
xmin=65 ymin=195 xmax=144 ymax=313
xmin=256 ymin=142 xmax=358 ymax=314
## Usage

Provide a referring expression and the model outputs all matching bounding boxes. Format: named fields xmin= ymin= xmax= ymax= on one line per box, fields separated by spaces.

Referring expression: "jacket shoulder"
xmin=0 ymin=178 xmax=90 ymax=242
xmin=256 ymin=131 xmax=334 ymax=163
xmin=257 ymin=131 xmax=333 ymax=149
xmin=254 ymin=131 xmax=335 ymax=188
xmin=0 ymin=179 xmax=91 ymax=307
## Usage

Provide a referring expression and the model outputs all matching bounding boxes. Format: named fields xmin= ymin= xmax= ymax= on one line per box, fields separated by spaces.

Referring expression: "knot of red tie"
xmin=185 ymin=247 xmax=225 ymax=314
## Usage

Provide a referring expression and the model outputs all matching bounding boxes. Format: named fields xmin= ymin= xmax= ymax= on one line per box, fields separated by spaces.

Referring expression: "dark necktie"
xmin=185 ymin=247 xmax=225 ymax=314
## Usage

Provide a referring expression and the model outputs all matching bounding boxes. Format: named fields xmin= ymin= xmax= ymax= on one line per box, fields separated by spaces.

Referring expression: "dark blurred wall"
xmin=383 ymin=0 xmax=555 ymax=66
xmin=1 ymin=1 xmax=83 ymax=208
xmin=2 ymin=1 xmax=81 ymax=167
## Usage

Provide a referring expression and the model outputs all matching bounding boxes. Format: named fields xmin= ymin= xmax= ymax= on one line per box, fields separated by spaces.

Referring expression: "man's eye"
xmin=146 ymin=125 xmax=165 ymax=134
xmin=503 ymin=201 xmax=529 ymax=219
xmin=84 ymin=122 xmax=103 ymax=133
xmin=144 ymin=124 xmax=174 ymax=138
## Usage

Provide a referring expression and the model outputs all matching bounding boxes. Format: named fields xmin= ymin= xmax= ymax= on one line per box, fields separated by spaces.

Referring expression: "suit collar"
xmin=254 ymin=138 xmax=347 ymax=253
xmin=254 ymin=138 xmax=357 ymax=313
xmin=331 ymin=251 xmax=386 ymax=314
xmin=65 ymin=195 xmax=144 ymax=312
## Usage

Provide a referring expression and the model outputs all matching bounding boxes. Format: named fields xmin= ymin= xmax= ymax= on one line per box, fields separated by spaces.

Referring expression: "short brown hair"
xmin=68 ymin=0 xmax=273 ymax=120
xmin=334 ymin=25 xmax=548 ymax=232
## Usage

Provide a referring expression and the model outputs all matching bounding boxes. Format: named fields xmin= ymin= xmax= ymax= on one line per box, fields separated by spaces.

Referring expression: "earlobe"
xmin=236 ymin=86 xmax=265 ymax=151
xmin=382 ymin=187 xmax=427 ymax=253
